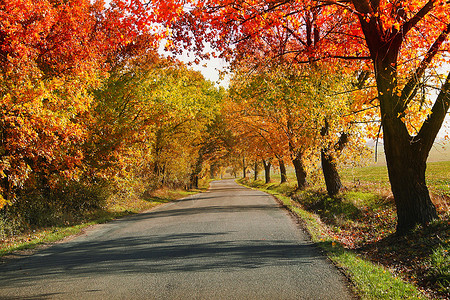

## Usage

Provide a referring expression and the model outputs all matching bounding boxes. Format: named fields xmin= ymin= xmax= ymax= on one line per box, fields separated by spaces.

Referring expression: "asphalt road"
xmin=0 ymin=179 xmax=355 ymax=299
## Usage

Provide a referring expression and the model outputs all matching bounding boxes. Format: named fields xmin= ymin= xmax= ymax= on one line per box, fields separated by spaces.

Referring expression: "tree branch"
xmin=350 ymin=0 xmax=375 ymax=14
xmin=316 ymin=0 xmax=362 ymax=16
xmin=402 ymin=0 xmax=436 ymax=35
xmin=415 ymin=70 xmax=450 ymax=154
xmin=400 ymin=22 xmax=450 ymax=110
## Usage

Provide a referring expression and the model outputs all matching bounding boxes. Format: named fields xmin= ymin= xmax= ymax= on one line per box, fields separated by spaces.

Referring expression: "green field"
xmin=340 ymin=161 xmax=450 ymax=197
xmin=259 ymin=158 xmax=450 ymax=199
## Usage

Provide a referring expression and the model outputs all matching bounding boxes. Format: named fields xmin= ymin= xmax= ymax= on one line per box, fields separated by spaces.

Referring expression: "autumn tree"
xmin=0 ymin=0 xmax=137 ymax=208
xmin=228 ymin=63 xmax=326 ymax=189
xmin=155 ymin=0 xmax=450 ymax=233
xmin=91 ymin=45 xmax=225 ymax=191
xmin=228 ymin=59 xmax=372 ymax=192
xmin=341 ymin=0 xmax=449 ymax=232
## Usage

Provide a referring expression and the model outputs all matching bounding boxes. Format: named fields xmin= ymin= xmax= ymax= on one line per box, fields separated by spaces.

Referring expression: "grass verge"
xmin=0 ymin=187 xmax=206 ymax=257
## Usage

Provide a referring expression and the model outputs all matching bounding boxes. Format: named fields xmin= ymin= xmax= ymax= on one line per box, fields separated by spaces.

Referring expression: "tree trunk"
xmin=320 ymin=121 xmax=346 ymax=197
xmin=210 ymin=163 xmax=217 ymax=179
xmin=189 ymin=149 xmax=205 ymax=189
xmin=262 ymin=159 xmax=271 ymax=184
xmin=242 ymin=157 xmax=247 ymax=179
xmin=152 ymin=129 xmax=165 ymax=186
xmin=383 ymin=117 xmax=438 ymax=233
xmin=377 ymin=54 xmax=439 ymax=232
xmin=365 ymin=27 xmax=440 ymax=233
xmin=1 ymin=170 xmax=12 ymax=203
xmin=292 ymin=152 xmax=307 ymax=190
xmin=351 ymin=1 xmax=447 ymax=233
xmin=321 ymin=150 xmax=343 ymax=197
xmin=279 ymin=158 xmax=287 ymax=184
xmin=254 ymin=161 xmax=259 ymax=181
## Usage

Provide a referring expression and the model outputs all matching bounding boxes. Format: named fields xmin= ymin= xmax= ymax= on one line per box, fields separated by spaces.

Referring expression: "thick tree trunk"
xmin=374 ymin=53 xmax=439 ymax=232
xmin=254 ymin=161 xmax=259 ymax=181
xmin=292 ymin=152 xmax=307 ymax=190
xmin=279 ymin=158 xmax=287 ymax=183
xmin=383 ymin=117 xmax=438 ymax=233
xmin=351 ymin=1 xmax=447 ymax=233
xmin=242 ymin=157 xmax=247 ymax=179
xmin=321 ymin=150 xmax=343 ymax=197
xmin=371 ymin=41 xmax=439 ymax=233
xmin=262 ymin=159 xmax=271 ymax=184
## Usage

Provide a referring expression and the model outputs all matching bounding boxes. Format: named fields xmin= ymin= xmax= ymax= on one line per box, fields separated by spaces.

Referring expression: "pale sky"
xmin=158 ymin=40 xmax=230 ymax=88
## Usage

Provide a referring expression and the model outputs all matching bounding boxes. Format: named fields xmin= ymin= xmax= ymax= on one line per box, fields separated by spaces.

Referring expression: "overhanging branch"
xmin=416 ymin=70 xmax=450 ymax=153
xmin=400 ymin=22 xmax=450 ymax=111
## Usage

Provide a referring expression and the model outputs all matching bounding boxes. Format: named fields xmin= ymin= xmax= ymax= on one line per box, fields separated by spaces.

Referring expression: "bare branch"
xmin=416 ymin=70 xmax=450 ymax=153
xmin=401 ymin=22 xmax=450 ymax=110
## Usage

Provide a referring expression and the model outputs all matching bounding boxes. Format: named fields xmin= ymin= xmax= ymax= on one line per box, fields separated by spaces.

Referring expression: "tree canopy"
xmin=1 ymin=0 xmax=449 ymax=234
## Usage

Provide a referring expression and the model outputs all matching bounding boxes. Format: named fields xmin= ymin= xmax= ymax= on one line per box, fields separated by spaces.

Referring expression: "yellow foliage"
xmin=0 ymin=194 xmax=8 ymax=210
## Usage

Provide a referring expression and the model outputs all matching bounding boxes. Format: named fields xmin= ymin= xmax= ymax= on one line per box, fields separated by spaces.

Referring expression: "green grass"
xmin=1 ymin=223 xmax=96 ymax=256
xmin=339 ymin=161 xmax=450 ymax=196
xmin=0 ymin=209 xmax=139 ymax=256
xmin=341 ymin=165 xmax=390 ymax=185
xmin=425 ymin=161 xmax=450 ymax=196
xmin=427 ymin=243 xmax=450 ymax=295
xmin=325 ymin=243 xmax=425 ymax=300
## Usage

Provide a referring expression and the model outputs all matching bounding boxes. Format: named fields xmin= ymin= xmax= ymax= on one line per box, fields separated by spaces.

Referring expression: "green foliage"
xmin=0 ymin=211 xmax=22 ymax=239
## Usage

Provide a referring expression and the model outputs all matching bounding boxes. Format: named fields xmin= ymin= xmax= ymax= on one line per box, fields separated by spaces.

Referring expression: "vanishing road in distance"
xmin=0 ymin=179 xmax=354 ymax=299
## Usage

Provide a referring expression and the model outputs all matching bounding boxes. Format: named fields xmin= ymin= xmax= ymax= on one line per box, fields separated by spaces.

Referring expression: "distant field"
xmin=255 ymin=154 xmax=450 ymax=198
xmin=333 ymin=140 xmax=450 ymax=196
xmin=340 ymin=161 xmax=450 ymax=197
xmin=370 ymin=140 xmax=450 ymax=165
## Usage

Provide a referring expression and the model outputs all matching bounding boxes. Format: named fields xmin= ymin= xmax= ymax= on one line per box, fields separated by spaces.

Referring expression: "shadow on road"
xmin=0 ymin=230 xmax=322 ymax=287
xmin=0 ymin=180 xmax=332 ymax=296
xmin=106 ymin=192 xmax=278 ymax=226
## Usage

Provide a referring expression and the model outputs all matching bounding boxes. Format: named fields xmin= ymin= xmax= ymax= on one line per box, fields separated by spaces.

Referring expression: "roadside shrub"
xmin=0 ymin=176 xmax=111 ymax=232
xmin=0 ymin=211 xmax=23 ymax=240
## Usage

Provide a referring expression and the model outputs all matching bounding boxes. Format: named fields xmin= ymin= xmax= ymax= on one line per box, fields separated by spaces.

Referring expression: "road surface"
xmin=0 ymin=179 xmax=355 ymax=299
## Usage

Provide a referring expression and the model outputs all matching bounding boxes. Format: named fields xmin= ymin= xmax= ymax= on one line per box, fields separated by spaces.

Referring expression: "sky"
xmin=185 ymin=54 xmax=230 ymax=88
xmin=158 ymin=41 xmax=230 ymax=88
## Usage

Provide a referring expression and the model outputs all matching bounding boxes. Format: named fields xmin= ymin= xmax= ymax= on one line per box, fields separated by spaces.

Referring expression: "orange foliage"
xmin=0 ymin=0 xmax=143 ymax=206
